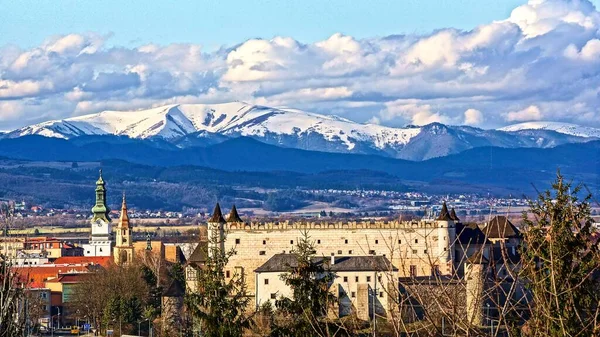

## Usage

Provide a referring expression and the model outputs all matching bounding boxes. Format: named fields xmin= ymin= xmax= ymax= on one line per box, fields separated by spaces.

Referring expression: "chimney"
xmin=331 ymin=254 xmax=335 ymax=265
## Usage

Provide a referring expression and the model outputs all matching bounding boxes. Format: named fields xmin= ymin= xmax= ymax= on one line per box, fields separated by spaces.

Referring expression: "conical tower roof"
xmin=208 ymin=203 xmax=226 ymax=223
xmin=227 ymin=205 xmax=243 ymax=223
xmin=118 ymin=192 xmax=130 ymax=228
xmin=450 ymin=208 xmax=460 ymax=222
xmin=436 ymin=202 xmax=452 ymax=221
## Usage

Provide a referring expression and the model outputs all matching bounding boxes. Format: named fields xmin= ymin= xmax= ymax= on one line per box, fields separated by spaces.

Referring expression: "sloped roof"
xmin=208 ymin=203 xmax=226 ymax=223
xmin=163 ymin=280 xmax=185 ymax=297
xmin=456 ymin=223 xmax=490 ymax=245
xmin=227 ymin=205 xmax=243 ymax=223
xmin=437 ymin=202 xmax=452 ymax=221
xmin=186 ymin=242 xmax=207 ymax=266
xmin=483 ymin=216 xmax=521 ymax=239
xmin=255 ymin=254 xmax=398 ymax=273
xmin=53 ymin=256 xmax=112 ymax=268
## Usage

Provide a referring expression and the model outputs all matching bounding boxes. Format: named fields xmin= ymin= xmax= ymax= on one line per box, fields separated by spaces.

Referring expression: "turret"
xmin=208 ymin=203 xmax=226 ymax=253
xmin=114 ymin=192 xmax=134 ymax=265
xmin=227 ymin=205 xmax=243 ymax=223
xmin=436 ymin=202 xmax=456 ymax=272
xmin=465 ymin=251 xmax=487 ymax=326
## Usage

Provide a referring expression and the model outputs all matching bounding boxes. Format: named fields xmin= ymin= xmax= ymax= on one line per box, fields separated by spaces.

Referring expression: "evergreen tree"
xmin=519 ymin=172 xmax=600 ymax=336
xmin=274 ymin=231 xmax=337 ymax=336
xmin=186 ymin=225 xmax=252 ymax=337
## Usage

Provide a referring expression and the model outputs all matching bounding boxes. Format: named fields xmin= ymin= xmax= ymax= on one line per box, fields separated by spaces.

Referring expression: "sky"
xmin=1 ymin=0 xmax=600 ymax=130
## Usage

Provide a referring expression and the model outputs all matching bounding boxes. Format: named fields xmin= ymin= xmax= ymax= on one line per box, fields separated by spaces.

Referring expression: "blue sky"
xmin=0 ymin=0 xmax=526 ymax=49
xmin=2 ymin=0 xmax=600 ymax=130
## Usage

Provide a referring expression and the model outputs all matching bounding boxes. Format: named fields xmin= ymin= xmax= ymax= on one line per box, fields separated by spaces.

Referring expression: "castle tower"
xmin=83 ymin=170 xmax=113 ymax=257
xmin=208 ymin=203 xmax=226 ymax=254
xmin=435 ymin=202 xmax=456 ymax=274
xmin=114 ymin=193 xmax=134 ymax=265
xmin=465 ymin=252 xmax=487 ymax=326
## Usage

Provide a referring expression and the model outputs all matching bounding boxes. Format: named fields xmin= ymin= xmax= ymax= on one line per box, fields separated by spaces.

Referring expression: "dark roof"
xmin=456 ymin=223 xmax=490 ymax=245
xmin=227 ymin=205 xmax=243 ymax=223
xmin=186 ymin=242 xmax=207 ymax=266
xmin=483 ymin=216 xmax=520 ymax=239
xmin=450 ymin=208 xmax=460 ymax=222
xmin=255 ymin=254 xmax=398 ymax=273
xmin=163 ymin=280 xmax=185 ymax=297
xmin=437 ymin=202 xmax=452 ymax=221
xmin=208 ymin=203 xmax=226 ymax=223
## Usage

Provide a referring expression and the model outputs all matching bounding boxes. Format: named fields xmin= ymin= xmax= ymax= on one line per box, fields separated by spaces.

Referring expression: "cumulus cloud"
xmin=505 ymin=105 xmax=543 ymax=122
xmin=2 ymin=0 xmax=600 ymax=130
xmin=464 ymin=108 xmax=484 ymax=125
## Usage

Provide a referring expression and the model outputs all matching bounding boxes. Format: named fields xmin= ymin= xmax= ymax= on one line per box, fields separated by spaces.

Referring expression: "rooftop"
xmin=255 ymin=254 xmax=398 ymax=273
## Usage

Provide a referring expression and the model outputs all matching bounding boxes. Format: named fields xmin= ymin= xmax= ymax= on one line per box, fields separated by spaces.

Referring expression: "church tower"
xmin=114 ymin=193 xmax=134 ymax=265
xmin=83 ymin=170 xmax=113 ymax=257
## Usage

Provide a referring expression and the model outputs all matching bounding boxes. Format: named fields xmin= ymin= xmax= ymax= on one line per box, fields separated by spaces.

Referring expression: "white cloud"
xmin=464 ymin=108 xmax=484 ymax=125
xmin=505 ymin=105 xmax=543 ymax=122
xmin=3 ymin=0 xmax=600 ymax=130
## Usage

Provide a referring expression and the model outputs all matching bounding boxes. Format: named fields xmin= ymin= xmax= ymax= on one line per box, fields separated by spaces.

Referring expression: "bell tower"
xmin=84 ymin=170 xmax=113 ymax=257
xmin=114 ymin=192 xmax=134 ymax=265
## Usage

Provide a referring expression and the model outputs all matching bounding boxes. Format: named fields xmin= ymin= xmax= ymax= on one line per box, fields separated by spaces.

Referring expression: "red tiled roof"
xmin=53 ymin=256 xmax=112 ymax=268
xmin=57 ymin=273 xmax=90 ymax=284
xmin=13 ymin=264 xmax=91 ymax=286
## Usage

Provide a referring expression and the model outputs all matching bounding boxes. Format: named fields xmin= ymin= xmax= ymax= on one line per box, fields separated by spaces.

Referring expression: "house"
xmin=184 ymin=242 xmax=207 ymax=292
xmin=254 ymin=253 xmax=399 ymax=320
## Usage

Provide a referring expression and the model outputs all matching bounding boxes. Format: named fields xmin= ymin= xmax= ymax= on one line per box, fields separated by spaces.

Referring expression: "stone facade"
xmin=210 ymin=217 xmax=456 ymax=297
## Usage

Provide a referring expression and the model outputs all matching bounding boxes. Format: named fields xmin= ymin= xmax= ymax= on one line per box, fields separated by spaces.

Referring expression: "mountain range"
xmin=4 ymin=102 xmax=600 ymax=161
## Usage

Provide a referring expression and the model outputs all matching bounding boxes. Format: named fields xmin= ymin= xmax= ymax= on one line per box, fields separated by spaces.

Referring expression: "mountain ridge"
xmin=5 ymin=103 xmax=600 ymax=161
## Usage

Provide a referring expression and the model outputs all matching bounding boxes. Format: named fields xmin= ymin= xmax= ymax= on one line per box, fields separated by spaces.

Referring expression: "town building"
xmin=113 ymin=193 xmax=134 ymax=265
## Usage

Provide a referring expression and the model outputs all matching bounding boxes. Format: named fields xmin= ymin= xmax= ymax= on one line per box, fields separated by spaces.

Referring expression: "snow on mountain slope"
xmin=7 ymin=102 xmax=421 ymax=152
xmin=499 ymin=122 xmax=600 ymax=138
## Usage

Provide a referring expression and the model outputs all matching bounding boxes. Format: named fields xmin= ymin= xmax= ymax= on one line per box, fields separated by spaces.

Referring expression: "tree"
xmin=185 ymin=225 xmax=252 ymax=337
xmin=273 ymin=231 xmax=338 ymax=336
xmin=0 ymin=260 xmax=24 ymax=336
xmin=518 ymin=172 xmax=600 ymax=336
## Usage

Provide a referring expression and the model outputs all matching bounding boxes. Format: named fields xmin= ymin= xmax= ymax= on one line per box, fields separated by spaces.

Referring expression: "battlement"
xmin=213 ymin=219 xmax=453 ymax=231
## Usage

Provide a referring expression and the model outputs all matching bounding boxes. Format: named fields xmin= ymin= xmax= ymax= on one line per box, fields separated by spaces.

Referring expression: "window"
xmin=366 ymin=276 xmax=371 ymax=282
xmin=337 ymin=250 xmax=342 ymax=254
xmin=270 ymin=293 xmax=277 ymax=299
xmin=348 ymin=250 xmax=353 ymax=254
xmin=226 ymin=270 xmax=230 ymax=278
xmin=351 ymin=292 xmax=356 ymax=298
xmin=378 ymin=275 xmax=382 ymax=282
xmin=344 ymin=239 xmax=348 ymax=244
xmin=343 ymin=276 xmax=348 ymax=282
xmin=444 ymin=247 xmax=447 ymax=251
xmin=369 ymin=250 xmax=375 ymax=255
xmin=355 ymin=276 xmax=359 ymax=282
xmin=410 ymin=265 xmax=417 ymax=277
xmin=262 ymin=240 xmax=266 ymax=245
xmin=235 ymin=238 xmax=240 ymax=244
xmin=317 ymin=239 xmax=321 ymax=244
xmin=379 ymin=292 xmax=384 ymax=298
xmin=398 ymin=239 xmax=402 ymax=244
xmin=375 ymin=240 xmax=379 ymax=244
xmin=259 ymin=251 xmax=266 ymax=255
xmin=412 ymin=249 xmax=417 ymax=254
xmin=424 ymin=249 xmax=428 ymax=254
xmin=99 ymin=248 xmax=103 ymax=252
xmin=290 ymin=240 xmax=294 ymax=245
xmin=264 ymin=279 xmax=269 ymax=285
xmin=414 ymin=239 xmax=418 ymax=244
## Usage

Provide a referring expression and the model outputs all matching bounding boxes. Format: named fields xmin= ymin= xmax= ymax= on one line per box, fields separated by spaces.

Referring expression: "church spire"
xmin=118 ymin=192 xmax=130 ymax=228
xmin=91 ymin=169 xmax=110 ymax=223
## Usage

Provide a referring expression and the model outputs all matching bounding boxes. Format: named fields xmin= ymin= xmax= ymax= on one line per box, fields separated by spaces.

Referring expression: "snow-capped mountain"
xmin=499 ymin=121 xmax=600 ymax=138
xmin=7 ymin=102 xmax=421 ymax=156
xmin=5 ymin=103 xmax=598 ymax=161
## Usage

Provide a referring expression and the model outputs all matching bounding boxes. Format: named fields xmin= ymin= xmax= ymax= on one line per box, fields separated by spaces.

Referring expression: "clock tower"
xmin=114 ymin=193 xmax=134 ymax=265
xmin=83 ymin=170 xmax=113 ymax=257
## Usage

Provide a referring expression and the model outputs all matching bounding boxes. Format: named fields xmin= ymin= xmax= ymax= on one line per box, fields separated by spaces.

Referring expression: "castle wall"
xmin=214 ymin=219 xmax=455 ymax=297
